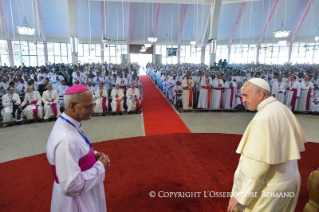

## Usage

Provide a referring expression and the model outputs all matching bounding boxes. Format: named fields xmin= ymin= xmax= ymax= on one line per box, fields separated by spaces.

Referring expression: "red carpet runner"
xmin=0 ymin=133 xmax=318 ymax=212
xmin=140 ymin=75 xmax=190 ymax=135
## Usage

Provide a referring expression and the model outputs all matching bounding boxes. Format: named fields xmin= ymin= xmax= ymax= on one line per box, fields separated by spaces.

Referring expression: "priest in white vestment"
xmin=46 ymin=84 xmax=110 ymax=212
xmin=94 ymin=83 xmax=108 ymax=114
xmin=228 ymin=78 xmax=307 ymax=212
xmin=182 ymin=75 xmax=194 ymax=109
xmin=1 ymin=87 xmax=22 ymax=125
xmin=210 ymin=73 xmax=224 ymax=109
xmin=111 ymin=83 xmax=124 ymax=115
xmin=126 ymin=82 xmax=141 ymax=113
xmin=285 ymin=75 xmax=301 ymax=111
xmin=224 ymin=76 xmax=236 ymax=109
xmin=42 ymin=84 xmax=61 ymax=120
xmin=298 ymin=75 xmax=314 ymax=112
xmin=272 ymin=76 xmax=286 ymax=104
xmin=197 ymin=72 xmax=212 ymax=109
xmin=310 ymin=84 xmax=319 ymax=112
xmin=19 ymin=86 xmax=43 ymax=120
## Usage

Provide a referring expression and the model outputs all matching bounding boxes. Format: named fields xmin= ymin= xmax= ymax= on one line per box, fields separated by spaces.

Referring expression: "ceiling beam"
xmin=290 ymin=0 xmax=314 ymax=42
xmin=0 ymin=0 xmax=10 ymax=40
xmin=89 ymin=0 xmax=258 ymax=4
xmin=229 ymin=2 xmax=246 ymax=45
xmin=178 ymin=4 xmax=188 ymax=45
xmin=257 ymin=0 xmax=280 ymax=44
xmin=127 ymin=2 xmax=133 ymax=44
xmin=201 ymin=0 xmax=215 ymax=47
xmin=100 ymin=1 xmax=105 ymax=44
xmin=153 ymin=3 xmax=161 ymax=37
xmin=35 ymin=0 xmax=46 ymax=41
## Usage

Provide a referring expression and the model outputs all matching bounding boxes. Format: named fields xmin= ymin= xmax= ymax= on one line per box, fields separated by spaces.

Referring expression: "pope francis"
xmin=228 ymin=78 xmax=307 ymax=212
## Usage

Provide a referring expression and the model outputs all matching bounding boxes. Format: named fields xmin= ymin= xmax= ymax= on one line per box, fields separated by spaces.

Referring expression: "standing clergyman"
xmin=46 ymin=84 xmax=110 ymax=212
xmin=228 ymin=78 xmax=307 ymax=212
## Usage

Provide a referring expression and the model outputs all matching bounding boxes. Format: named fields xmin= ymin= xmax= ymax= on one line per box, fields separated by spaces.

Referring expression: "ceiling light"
xmin=17 ymin=17 xmax=35 ymax=36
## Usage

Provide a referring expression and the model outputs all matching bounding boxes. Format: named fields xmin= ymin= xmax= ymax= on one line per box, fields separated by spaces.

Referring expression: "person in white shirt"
xmin=46 ymin=84 xmax=110 ymax=212
xmin=86 ymin=81 xmax=96 ymax=95
xmin=42 ymin=83 xmax=61 ymax=120
xmin=94 ymin=83 xmax=108 ymax=115
xmin=1 ymin=87 xmax=22 ymax=126
xmin=19 ymin=86 xmax=43 ymax=120
xmin=111 ymin=83 xmax=124 ymax=115
xmin=57 ymin=80 xmax=69 ymax=107
xmin=126 ymin=82 xmax=141 ymax=114
xmin=272 ymin=76 xmax=286 ymax=104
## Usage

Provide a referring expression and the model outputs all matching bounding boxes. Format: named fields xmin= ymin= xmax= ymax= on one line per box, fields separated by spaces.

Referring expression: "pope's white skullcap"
xmin=248 ymin=78 xmax=270 ymax=92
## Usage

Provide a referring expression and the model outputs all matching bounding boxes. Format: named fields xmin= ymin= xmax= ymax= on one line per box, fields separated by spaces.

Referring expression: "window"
xmin=0 ymin=40 xmax=10 ymax=66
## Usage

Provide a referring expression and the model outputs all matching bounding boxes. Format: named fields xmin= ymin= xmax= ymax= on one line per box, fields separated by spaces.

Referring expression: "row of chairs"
xmin=0 ymin=91 xmax=142 ymax=127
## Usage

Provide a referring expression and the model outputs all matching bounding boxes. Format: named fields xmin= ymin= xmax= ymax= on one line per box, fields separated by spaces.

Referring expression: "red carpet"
xmin=140 ymin=75 xmax=190 ymax=135
xmin=0 ymin=133 xmax=318 ymax=212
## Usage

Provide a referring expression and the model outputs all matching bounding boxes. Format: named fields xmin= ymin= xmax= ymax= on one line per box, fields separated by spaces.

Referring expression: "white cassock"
xmin=43 ymin=90 xmax=61 ymax=119
xmin=111 ymin=88 xmax=124 ymax=112
xmin=223 ymin=81 xmax=236 ymax=109
xmin=272 ymin=81 xmax=286 ymax=104
xmin=182 ymin=79 xmax=194 ymax=109
xmin=235 ymin=88 xmax=243 ymax=106
xmin=87 ymin=86 xmax=96 ymax=95
xmin=298 ymin=81 xmax=314 ymax=111
xmin=173 ymin=85 xmax=183 ymax=105
xmin=46 ymin=113 xmax=106 ymax=212
xmin=210 ymin=78 xmax=224 ymax=109
xmin=94 ymin=89 xmax=108 ymax=113
xmin=57 ymin=85 xmax=69 ymax=107
xmin=126 ymin=87 xmax=141 ymax=112
xmin=310 ymin=90 xmax=319 ymax=112
xmin=197 ymin=77 xmax=212 ymax=109
xmin=20 ymin=91 xmax=43 ymax=120
xmin=1 ymin=93 xmax=21 ymax=122
xmin=232 ymin=97 xmax=307 ymax=211
xmin=285 ymin=81 xmax=301 ymax=111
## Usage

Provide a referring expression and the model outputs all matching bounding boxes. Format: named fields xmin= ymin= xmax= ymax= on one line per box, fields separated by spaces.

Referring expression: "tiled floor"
xmin=1 ymin=111 xmax=317 ymax=163
xmin=0 ymin=114 xmax=145 ymax=163
xmin=179 ymin=112 xmax=319 ymax=143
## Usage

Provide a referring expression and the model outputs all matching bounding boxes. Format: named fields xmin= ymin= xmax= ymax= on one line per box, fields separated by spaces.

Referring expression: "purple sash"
xmin=29 ymin=100 xmax=39 ymax=119
xmin=102 ymin=97 xmax=108 ymax=113
xmin=213 ymin=88 xmax=224 ymax=109
xmin=230 ymin=87 xmax=234 ymax=108
xmin=51 ymin=149 xmax=96 ymax=184
xmin=290 ymin=88 xmax=298 ymax=111
xmin=306 ymin=89 xmax=312 ymax=110
xmin=47 ymin=99 xmax=58 ymax=118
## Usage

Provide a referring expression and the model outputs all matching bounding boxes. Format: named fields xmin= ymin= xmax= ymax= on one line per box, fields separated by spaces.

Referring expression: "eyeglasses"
xmin=74 ymin=102 xmax=96 ymax=110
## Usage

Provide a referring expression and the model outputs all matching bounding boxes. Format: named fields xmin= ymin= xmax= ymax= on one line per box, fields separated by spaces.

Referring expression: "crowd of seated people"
xmin=0 ymin=62 xmax=143 ymax=127
xmin=147 ymin=62 xmax=319 ymax=113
